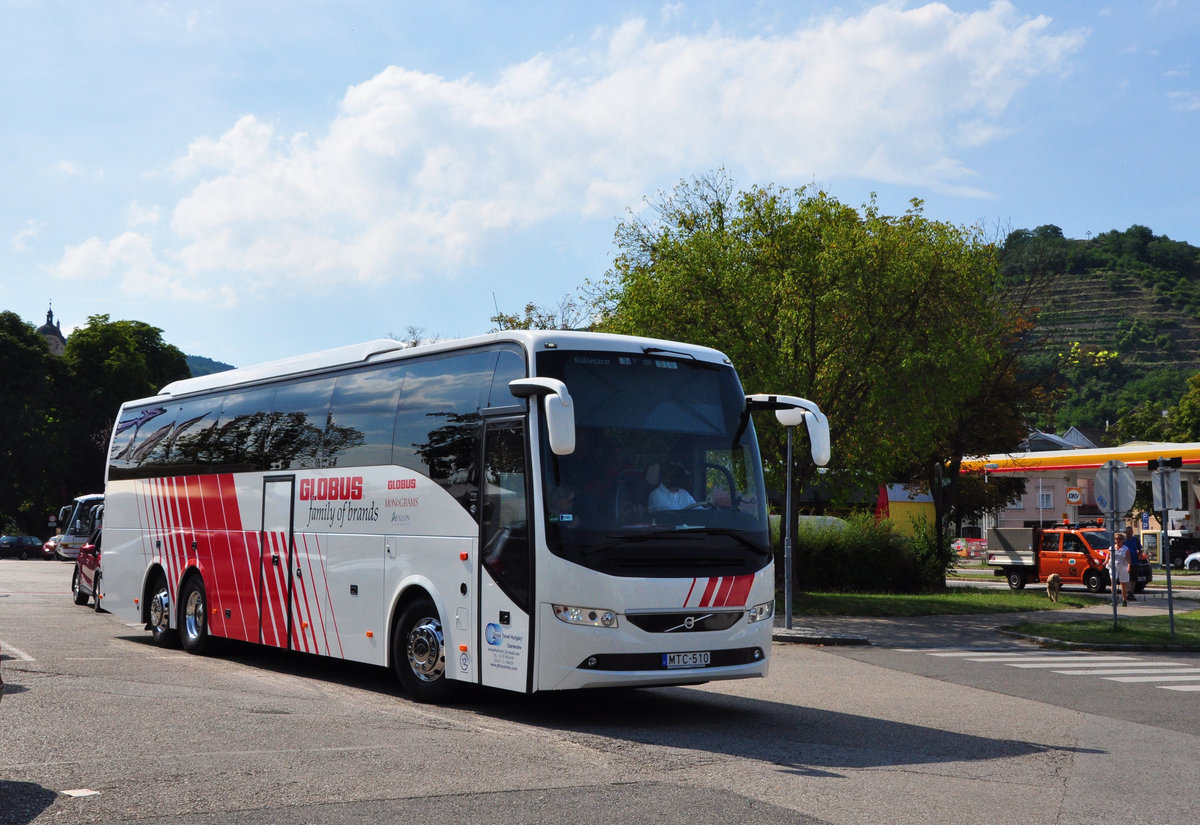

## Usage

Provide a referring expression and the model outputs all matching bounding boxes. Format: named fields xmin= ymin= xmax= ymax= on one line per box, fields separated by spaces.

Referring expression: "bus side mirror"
xmin=746 ymin=394 xmax=831 ymax=467
xmin=509 ymin=378 xmax=576 ymax=456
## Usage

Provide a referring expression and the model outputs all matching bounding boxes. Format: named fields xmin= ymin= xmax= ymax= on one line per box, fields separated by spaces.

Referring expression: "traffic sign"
xmin=1152 ymin=467 xmax=1182 ymax=511
xmin=1094 ymin=460 xmax=1135 ymax=516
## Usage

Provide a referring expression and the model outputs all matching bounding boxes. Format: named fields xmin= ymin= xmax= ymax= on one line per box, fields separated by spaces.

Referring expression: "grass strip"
xmin=786 ymin=587 xmax=1092 ymax=617
xmin=1006 ymin=610 xmax=1200 ymax=649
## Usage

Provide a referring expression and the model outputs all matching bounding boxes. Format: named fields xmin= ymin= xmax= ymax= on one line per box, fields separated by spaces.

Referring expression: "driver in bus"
xmin=649 ymin=463 xmax=696 ymax=511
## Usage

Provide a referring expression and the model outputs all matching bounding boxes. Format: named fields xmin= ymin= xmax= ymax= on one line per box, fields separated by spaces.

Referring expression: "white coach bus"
xmin=100 ymin=331 xmax=829 ymax=702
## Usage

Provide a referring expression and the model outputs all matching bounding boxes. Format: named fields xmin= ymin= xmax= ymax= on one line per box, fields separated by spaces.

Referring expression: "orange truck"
xmin=985 ymin=524 xmax=1152 ymax=594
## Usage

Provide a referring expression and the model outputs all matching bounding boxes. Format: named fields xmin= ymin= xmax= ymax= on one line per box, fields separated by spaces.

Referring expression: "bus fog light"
xmin=747 ymin=601 xmax=774 ymax=623
xmin=553 ymin=604 xmax=619 ymax=628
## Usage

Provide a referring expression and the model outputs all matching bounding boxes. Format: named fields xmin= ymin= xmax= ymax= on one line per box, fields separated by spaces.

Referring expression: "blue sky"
xmin=3 ymin=1 xmax=1198 ymax=368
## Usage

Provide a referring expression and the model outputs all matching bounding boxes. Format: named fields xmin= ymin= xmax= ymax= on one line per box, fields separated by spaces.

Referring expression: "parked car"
xmin=1184 ymin=550 xmax=1200 ymax=572
xmin=0 ymin=535 xmax=43 ymax=560
xmin=72 ymin=530 xmax=102 ymax=609
xmin=42 ymin=535 xmax=61 ymax=560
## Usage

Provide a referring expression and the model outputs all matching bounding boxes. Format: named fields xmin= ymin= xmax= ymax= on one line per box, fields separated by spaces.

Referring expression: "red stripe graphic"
xmin=713 ymin=576 xmax=736 ymax=607
xmin=682 ymin=578 xmax=697 ymax=607
xmin=725 ymin=575 xmax=754 ymax=607
xmin=684 ymin=574 xmax=757 ymax=608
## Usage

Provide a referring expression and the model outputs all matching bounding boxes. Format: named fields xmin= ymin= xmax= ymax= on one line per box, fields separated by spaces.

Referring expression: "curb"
xmin=996 ymin=627 xmax=1200 ymax=652
xmin=772 ymin=627 xmax=870 ymax=646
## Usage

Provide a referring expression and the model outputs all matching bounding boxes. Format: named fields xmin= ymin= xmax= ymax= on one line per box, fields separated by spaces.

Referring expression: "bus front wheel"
xmin=393 ymin=596 xmax=459 ymax=704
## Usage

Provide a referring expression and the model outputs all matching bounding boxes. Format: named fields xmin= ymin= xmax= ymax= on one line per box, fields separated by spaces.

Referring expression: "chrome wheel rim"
xmin=406 ymin=617 xmax=445 ymax=682
xmin=149 ymin=587 xmax=169 ymax=630
xmin=184 ymin=588 xmax=206 ymax=641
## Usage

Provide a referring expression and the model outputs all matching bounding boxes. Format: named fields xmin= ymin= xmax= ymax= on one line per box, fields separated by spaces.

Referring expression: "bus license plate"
xmin=663 ymin=651 xmax=710 ymax=669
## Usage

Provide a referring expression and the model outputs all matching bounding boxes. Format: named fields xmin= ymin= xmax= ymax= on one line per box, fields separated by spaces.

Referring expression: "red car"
xmin=42 ymin=536 xmax=61 ymax=560
xmin=72 ymin=530 xmax=102 ymax=610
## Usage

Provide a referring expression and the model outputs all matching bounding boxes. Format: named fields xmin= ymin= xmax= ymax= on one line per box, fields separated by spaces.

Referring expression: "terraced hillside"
xmin=1026 ymin=270 xmax=1200 ymax=372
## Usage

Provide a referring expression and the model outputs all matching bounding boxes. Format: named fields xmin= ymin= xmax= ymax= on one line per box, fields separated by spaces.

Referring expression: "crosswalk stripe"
xmin=922 ymin=649 xmax=1062 ymax=657
xmin=1004 ymin=658 xmax=1139 ymax=668
xmin=1053 ymin=667 xmax=1200 ymax=676
xmin=903 ymin=647 xmax=1200 ymax=691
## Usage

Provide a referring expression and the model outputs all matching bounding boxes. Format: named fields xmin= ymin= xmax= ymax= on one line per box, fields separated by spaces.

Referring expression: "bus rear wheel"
xmin=179 ymin=575 xmax=209 ymax=655
xmin=393 ymin=596 xmax=459 ymax=704
xmin=148 ymin=572 xmax=179 ymax=648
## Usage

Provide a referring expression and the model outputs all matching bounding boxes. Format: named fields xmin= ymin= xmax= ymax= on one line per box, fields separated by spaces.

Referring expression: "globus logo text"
xmin=300 ymin=477 xmax=364 ymax=501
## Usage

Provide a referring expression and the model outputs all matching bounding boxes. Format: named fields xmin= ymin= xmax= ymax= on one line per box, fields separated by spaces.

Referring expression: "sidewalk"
xmin=772 ymin=596 xmax=1192 ymax=649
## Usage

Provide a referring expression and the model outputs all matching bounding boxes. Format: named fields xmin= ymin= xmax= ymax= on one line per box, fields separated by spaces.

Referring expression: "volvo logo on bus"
xmin=299 ymin=477 xmax=364 ymax=501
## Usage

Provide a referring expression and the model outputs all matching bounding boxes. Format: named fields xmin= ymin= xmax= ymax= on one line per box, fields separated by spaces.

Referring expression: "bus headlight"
xmin=553 ymin=605 xmax=619 ymax=628
xmin=746 ymin=600 xmax=774 ymax=623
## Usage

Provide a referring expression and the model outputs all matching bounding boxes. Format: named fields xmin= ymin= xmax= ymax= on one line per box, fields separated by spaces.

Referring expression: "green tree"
xmin=0 ymin=311 xmax=60 ymax=532
xmin=593 ymin=173 xmax=1008 ymax=500
xmin=60 ymin=315 xmax=190 ymax=492
xmin=490 ymin=295 xmax=589 ymax=331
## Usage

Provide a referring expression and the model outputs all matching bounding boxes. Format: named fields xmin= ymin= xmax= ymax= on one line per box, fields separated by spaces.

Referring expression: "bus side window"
xmin=109 ymin=406 xmax=171 ymax=479
xmin=167 ymin=399 xmax=218 ymax=472
xmin=324 ymin=364 xmax=405 ymax=468
xmin=264 ymin=376 xmax=335 ymax=470
xmin=488 ymin=347 xmax=527 ymax=409
xmin=393 ymin=351 xmax=492 ymax=517
xmin=206 ymin=388 xmax=275 ymax=471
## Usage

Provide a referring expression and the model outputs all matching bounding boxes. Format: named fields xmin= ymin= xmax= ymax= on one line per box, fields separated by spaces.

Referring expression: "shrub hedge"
xmin=773 ymin=513 xmax=948 ymax=594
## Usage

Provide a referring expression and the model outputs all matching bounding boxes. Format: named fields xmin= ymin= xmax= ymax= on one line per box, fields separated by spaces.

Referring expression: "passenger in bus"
xmin=649 ymin=463 xmax=696 ymax=511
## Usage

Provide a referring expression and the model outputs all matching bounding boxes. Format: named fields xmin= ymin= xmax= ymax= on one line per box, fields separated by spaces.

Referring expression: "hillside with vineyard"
xmin=1001 ymin=225 xmax=1200 ymax=435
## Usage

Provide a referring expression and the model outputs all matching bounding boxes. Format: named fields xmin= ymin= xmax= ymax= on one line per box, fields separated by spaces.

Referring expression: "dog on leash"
xmin=1045 ymin=573 xmax=1062 ymax=602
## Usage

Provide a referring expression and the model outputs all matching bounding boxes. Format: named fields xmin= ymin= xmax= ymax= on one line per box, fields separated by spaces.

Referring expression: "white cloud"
xmin=55 ymin=232 xmax=232 ymax=306
xmin=11 ymin=220 xmax=44 ymax=252
xmin=126 ymin=201 xmax=161 ymax=228
xmin=63 ymin=1 xmax=1084 ymax=303
xmin=1168 ymin=90 xmax=1200 ymax=110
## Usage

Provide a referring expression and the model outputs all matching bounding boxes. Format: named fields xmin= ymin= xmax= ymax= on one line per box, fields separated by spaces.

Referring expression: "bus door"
xmin=260 ymin=476 xmax=298 ymax=649
xmin=477 ymin=417 xmax=533 ymax=692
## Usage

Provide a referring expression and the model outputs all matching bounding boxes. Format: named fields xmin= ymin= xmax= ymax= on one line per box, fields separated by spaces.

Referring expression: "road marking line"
xmin=962 ymin=654 xmax=1122 ymax=662
xmin=1053 ymin=667 xmax=1200 ymax=676
xmin=1159 ymin=684 xmax=1200 ymax=691
xmin=918 ymin=649 xmax=1036 ymax=656
xmin=1002 ymin=657 xmax=1138 ymax=668
xmin=1104 ymin=674 xmax=1200 ymax=683
xmin=0 ymin=639 xmax=35 ymax=661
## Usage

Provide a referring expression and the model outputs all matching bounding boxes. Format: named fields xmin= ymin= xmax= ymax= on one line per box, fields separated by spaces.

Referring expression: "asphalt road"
xmin=2 ymin=559 xmax=1198 ymax=824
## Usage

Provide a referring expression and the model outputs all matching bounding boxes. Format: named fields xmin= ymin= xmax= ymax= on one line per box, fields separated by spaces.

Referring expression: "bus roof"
xmin=148 ymin=331 xmax=732 ymax=403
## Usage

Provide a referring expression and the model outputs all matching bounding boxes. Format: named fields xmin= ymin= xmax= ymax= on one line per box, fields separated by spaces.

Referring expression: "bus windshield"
xmin=535 ymin=349 xmax=769 ymax=578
